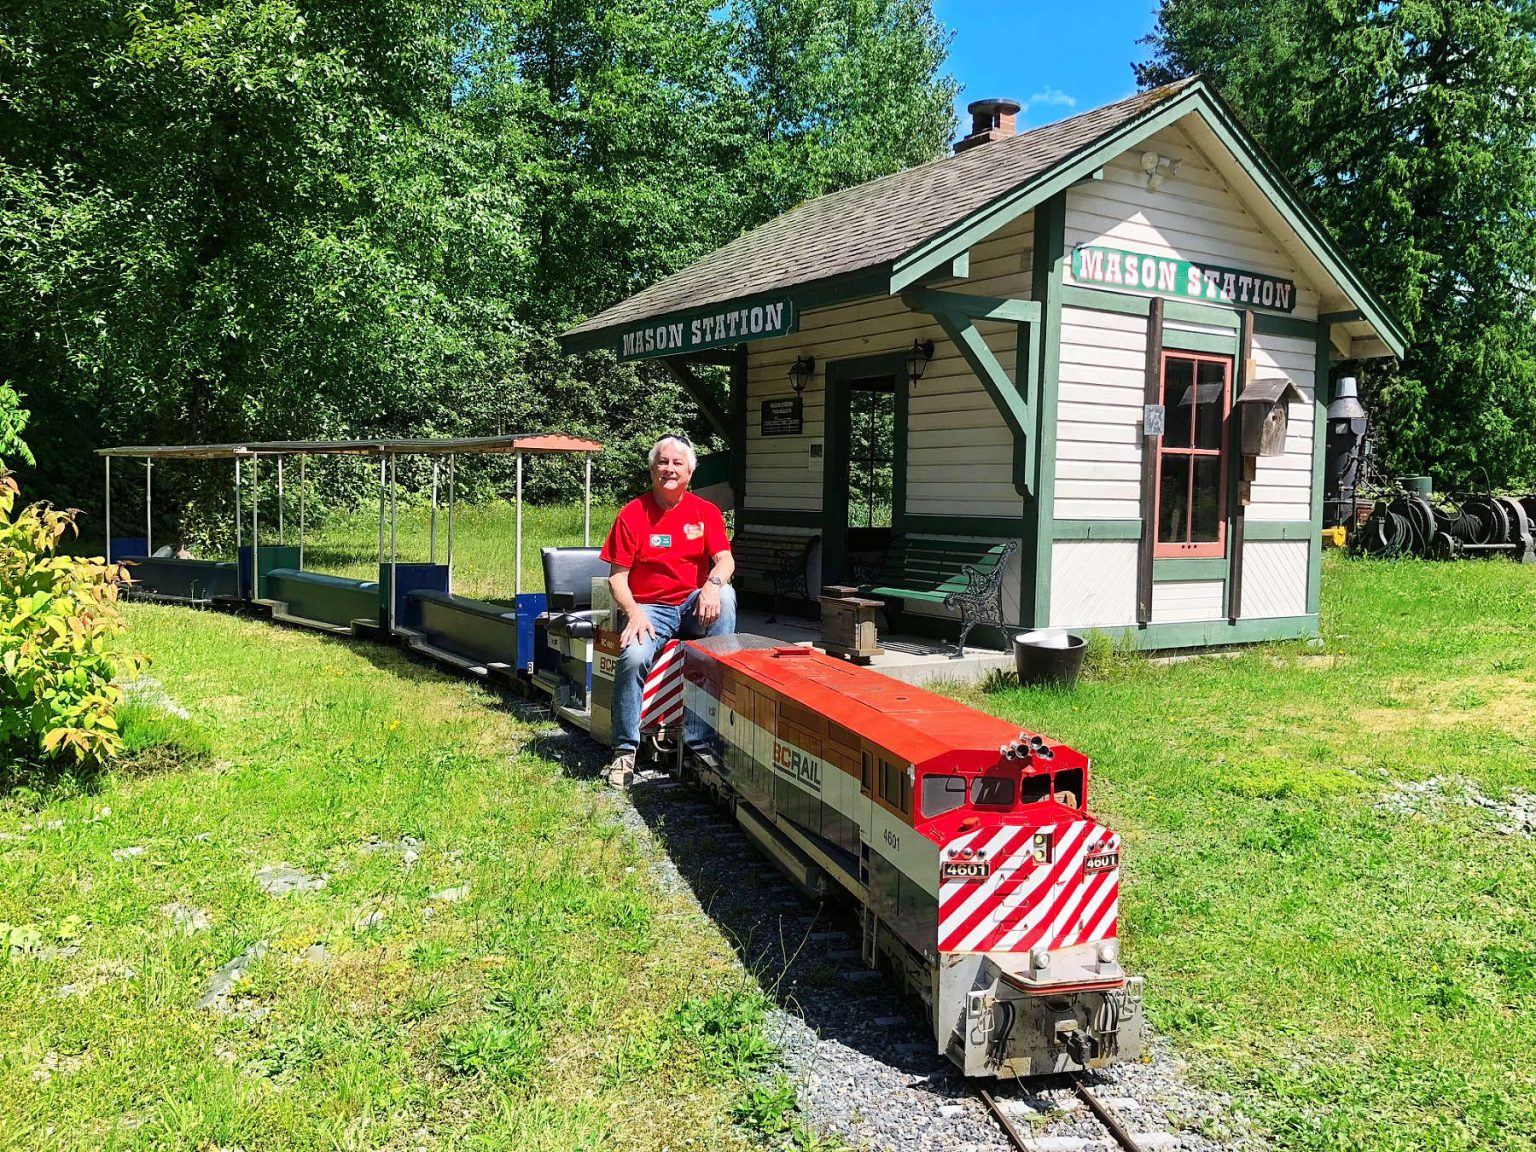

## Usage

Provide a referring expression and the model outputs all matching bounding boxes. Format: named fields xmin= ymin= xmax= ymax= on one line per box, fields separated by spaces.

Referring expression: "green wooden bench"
xmin=865 ymin=537 xmax=1018 ymax=656
xmin=731 ymin=530 xmax=819 ymax=621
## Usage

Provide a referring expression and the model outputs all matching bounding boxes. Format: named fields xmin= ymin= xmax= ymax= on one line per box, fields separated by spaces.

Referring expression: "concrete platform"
xmin=733 ymin=606 xmax=1013 ymax=688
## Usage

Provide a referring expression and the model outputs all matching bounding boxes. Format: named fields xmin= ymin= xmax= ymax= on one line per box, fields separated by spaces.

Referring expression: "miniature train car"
xmin=677 ymin=634 xmax=1144 ymax=1078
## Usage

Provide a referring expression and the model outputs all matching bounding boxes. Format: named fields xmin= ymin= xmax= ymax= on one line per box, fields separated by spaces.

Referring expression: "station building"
xmin=560 ymin=79 xmax=1404 ymax=651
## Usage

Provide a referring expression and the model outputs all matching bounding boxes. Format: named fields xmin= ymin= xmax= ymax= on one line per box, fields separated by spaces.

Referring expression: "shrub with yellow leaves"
xmin=1 ymin=470 xmax=142 ymax=776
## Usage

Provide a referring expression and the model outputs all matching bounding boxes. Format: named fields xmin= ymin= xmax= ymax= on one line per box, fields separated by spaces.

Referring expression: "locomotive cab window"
xmin=1053 ymin=767 xmax=1084 ymax=809
xmin=1156 ymin=352 xmax=1231 ymax=558
xmin=972 ymin=776 xmax=1015 ymax=807
xmin=1019 ymin=774 xmax=1052 ymax=805
xmin=921 ymin=774 xmax=966 ymax=818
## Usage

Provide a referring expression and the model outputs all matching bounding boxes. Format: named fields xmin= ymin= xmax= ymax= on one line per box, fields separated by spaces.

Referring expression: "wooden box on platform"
xmin=816 ymin=587 xmax=883 ymax=664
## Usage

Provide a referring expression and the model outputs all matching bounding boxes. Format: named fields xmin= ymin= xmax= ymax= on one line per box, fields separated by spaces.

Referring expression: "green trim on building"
xmin=1092 ymin=613 xmax=1318 ymax=650
xmin=1162 ymin=328 xmax=1237 ymax=356
xmin=1308 ymin=328 xmax=1330 ymax=615
xmin=1027 ymin=193 xmax=1068 ymax=629
xmin=1059 ymin=285 xmax=1151 ymax=318
xmin=1154 ymin=557 xmax=1228 ymax=581
xmin=901 ymin=288 xmax=1041 ymax=324
xmin=1165 ymin=299 xmax=1242 ymax=329
xmin=1253 ymin=313 xmax=1320 ymax=340
xmin=1245 ymin=520 xmax=1315 ymax=542
xmin=1058 ymin=284 xmax=1245 ymax=332
xmin=1053 ymin=519 xmax=1142 ymax=540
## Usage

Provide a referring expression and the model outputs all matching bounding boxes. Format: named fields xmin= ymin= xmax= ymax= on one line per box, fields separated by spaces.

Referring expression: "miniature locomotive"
xmin=676 ymin=634 xmax=1144 ymax=1078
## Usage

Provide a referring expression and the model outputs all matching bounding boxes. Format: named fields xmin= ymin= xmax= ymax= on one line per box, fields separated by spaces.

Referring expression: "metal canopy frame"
xmin=97 ymin=434 xmax=602 ymax=610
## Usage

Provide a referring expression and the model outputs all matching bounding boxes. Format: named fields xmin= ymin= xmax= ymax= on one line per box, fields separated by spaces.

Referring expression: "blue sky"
xmin=932 ymin=1 xmax=1162 ymax=138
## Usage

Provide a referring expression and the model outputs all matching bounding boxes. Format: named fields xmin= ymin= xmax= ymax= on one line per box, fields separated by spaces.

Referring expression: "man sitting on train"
xmin=600 ymin=433 xmax=736 ymax=788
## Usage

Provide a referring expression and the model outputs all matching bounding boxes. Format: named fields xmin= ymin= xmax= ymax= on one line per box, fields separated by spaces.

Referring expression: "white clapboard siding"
xmin=745 ymin=253 xmax=1034 ymax=516
xmin=1240 ymin=541 xmax=1308 ymax=619
xmin=1054 ymin=305 xmax=1148 ymax=522
xmin=1049 ymin=541 xmax=1138 ymax=628
xmin=1063 ymin=124 xmax=1321 ymax=319
xmin=1151 ymin=579 xmax=1224 ymax=624
xmin=1246 ymin=331 xmax=1318 ymax=522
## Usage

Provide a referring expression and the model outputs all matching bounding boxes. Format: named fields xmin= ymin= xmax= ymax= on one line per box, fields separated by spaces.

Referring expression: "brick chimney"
xmin=954 ymin=98 xmax=1022 ymax=153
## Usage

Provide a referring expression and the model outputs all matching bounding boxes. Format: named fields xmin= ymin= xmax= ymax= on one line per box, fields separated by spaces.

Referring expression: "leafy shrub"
xmin=0 ymin=471 xmax=140 ymax=778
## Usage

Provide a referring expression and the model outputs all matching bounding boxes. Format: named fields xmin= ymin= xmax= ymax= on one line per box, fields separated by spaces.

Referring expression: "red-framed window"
xmin=1155 ymin=352 xmax=1231 ymax=558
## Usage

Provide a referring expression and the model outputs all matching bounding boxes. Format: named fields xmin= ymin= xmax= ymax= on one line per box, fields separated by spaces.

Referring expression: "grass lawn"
xmin=4 ymin=498 xmax=1534 ymax=1152
xmin=969 ymin=551 xmax=1536 ymax=1151
xmin=0 ymin=602 xmax=769 ymax=1151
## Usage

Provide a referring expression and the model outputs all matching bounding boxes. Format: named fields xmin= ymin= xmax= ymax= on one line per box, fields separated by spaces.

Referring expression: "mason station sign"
xmin=617 ymin=295 xmax=796 ymax=361
xmin=1070 ymin=245 xmax=1297 ymax=313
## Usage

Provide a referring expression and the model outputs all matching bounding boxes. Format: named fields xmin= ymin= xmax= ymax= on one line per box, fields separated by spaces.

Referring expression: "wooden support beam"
xmin=660 ymin=357 xmax=732 ymax=442
xmin=1228 ymin=308 xmax=1255 ymax=623
xmin=928 ymin=310 xmax=1034 ymax=497
xmin=1136 ymin=298 xmax=1164 ymax=625
xmin=903 ymin=288 xmax=1041 ymax=324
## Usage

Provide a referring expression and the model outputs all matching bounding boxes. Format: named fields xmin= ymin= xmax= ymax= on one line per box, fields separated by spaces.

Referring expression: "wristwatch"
xmin=707 ymin=575 xmax=726 ymax=587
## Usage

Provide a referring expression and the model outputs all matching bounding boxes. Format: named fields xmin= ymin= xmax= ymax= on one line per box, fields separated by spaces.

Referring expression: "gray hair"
xmin=648 ymin=435 xmax=697 ymax=471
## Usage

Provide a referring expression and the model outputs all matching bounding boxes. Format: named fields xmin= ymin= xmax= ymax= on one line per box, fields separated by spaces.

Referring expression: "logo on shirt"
xmin=684 ymin=522 xmax=705 ymax=541
xmin=649 ymin=533 xmax=672 ymax=548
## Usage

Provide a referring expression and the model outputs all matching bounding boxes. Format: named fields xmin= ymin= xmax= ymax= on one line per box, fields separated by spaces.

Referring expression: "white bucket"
xmin=1017 ymin=627 xmax=1071 ymax=650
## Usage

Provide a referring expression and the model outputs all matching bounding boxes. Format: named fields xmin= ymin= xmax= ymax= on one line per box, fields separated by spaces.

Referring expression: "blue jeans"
xmin=612 ymin=585 xmax=736 ymax=752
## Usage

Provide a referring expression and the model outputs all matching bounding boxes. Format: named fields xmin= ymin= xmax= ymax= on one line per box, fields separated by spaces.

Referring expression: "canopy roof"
xmin=97 ymin=433 xmax=603 ymax=460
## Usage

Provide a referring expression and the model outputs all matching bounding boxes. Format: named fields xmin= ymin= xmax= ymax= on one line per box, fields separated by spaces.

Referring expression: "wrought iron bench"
xmin=865 ymin=537 xmax=1018 ymax=656
xmin=730 ymin=530 xmax=819 ymax=621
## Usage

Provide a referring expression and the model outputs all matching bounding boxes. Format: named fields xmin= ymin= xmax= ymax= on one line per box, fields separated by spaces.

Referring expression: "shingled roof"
xmin=562 ymin=80 xmax=1198 ymax=343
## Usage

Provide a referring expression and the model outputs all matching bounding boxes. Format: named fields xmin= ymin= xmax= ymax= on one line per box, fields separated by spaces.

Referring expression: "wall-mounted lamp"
xmin=906 ymin=339 xmax=935 ymax=383
xmin=1140 ymin=150 xmax=1182 ymax=192
xmin=788 ymin=355 xmax=815 ymax=394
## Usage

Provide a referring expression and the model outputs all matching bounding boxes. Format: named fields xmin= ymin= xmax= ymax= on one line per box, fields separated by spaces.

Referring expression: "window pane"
xmin=921 ymin=774 xmax=967 ymax=818
xmin=1158 ymin=454 xmax=1191 ymax=543
xmin=972 ymin=776 xmax=1015 ymax=807
xmin=1163 ymin=358 xmax=1195 ymax=447
xmin=1194 ymin=360 xmax=1226 ymax=450
xmin=1192 ymin=456 xmax=1223 ymax=542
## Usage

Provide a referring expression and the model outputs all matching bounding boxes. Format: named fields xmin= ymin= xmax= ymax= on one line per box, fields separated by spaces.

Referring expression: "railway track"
xmin=978 ymin=1074 xmax=1146 ymax=1152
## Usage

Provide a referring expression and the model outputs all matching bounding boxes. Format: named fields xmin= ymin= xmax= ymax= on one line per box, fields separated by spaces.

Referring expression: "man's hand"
xmin=620 ymin=607 xmax=657 ymax=648
xmin=696 ymin=582 xmax=721 ymax=625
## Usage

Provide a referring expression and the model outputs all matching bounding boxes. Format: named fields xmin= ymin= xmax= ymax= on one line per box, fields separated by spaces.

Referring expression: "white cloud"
xmin=1021 ymin=88 xmax=1078 ymax=116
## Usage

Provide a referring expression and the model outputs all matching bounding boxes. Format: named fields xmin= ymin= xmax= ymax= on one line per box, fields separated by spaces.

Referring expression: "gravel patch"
xmin=1376 ymin=774 xmax=1536 ymax=836
xmin=162 ymin=902 xmax=212 ymax=932
xmin=197 ymin=941 xmax=268 ymax=1010
xmin=254 ymin=864 xmax=326 ymax=895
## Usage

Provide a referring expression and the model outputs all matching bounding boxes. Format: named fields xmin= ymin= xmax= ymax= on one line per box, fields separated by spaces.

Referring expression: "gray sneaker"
xmin=607 ymin=751 xmax=636 ymax=789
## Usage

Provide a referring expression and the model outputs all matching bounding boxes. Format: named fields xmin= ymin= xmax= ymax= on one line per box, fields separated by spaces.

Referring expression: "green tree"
xmin=1138 ymin=0 xmax=1536 ymax=489
xmin=0 ymin=384 xmax=30 ymax=467
xmin=0 ymin=0 xmax=957 ymax=528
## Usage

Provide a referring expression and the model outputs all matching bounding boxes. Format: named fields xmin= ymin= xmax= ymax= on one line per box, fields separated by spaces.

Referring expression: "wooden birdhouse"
xmin=1235 ymin=377 xmax=1304 ymax=457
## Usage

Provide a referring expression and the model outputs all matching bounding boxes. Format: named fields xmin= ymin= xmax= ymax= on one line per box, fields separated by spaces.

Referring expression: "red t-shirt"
xmin=600 ymin=491 xmax=731 ymax=606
